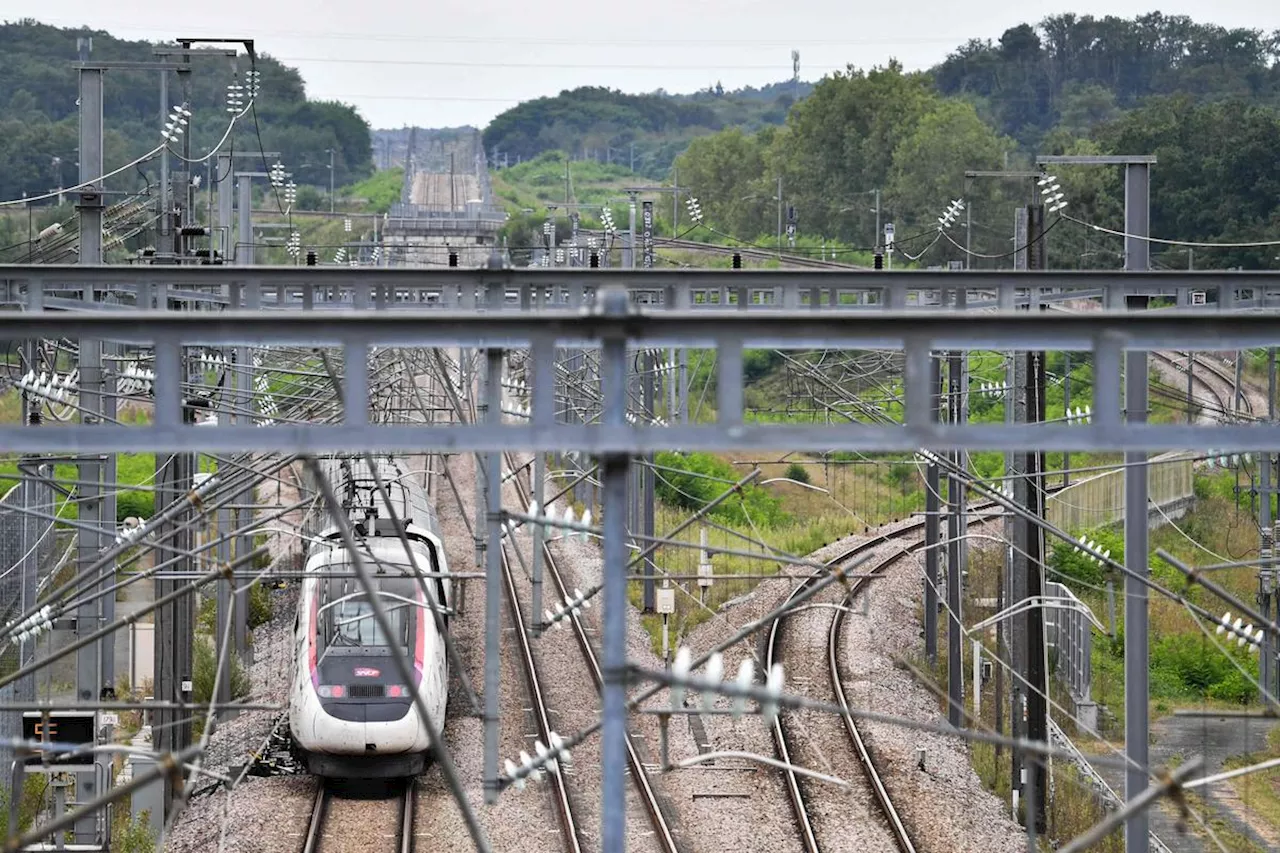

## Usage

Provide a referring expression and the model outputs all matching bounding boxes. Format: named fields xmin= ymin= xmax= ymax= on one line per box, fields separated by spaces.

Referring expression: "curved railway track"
xmin=767 ymin=500 xmax=1008 ymax=852
xmin=301 ymin=781 xmax=415 ymax=853
xmin=503 ymin=450 xmax=684 ymax=853
xmin=1149 ymin=350 xmax=1256 ymax=421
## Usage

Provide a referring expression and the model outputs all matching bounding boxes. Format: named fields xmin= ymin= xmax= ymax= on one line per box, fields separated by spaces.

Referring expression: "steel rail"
xmin=497 ymin=534 xmax=585 ymax=853
xmin=300 ymin=785 xmax=329 ymax=853
xmin=299 ymin=783 xmax=415 ymax=853
xmin=1148 ymin=351 xmax=1253 ymax=421
xmin=768 ymin=499 xmax=1005 ymax=852
xmin=503 ymin=451 xmax=684 ymax=853
xmin=398 ymin=781 xmax=416 ymax=853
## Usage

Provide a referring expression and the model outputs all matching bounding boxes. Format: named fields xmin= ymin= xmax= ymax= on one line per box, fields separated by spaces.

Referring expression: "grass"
xmin=626 ymin=451 xmax=926 ymax=654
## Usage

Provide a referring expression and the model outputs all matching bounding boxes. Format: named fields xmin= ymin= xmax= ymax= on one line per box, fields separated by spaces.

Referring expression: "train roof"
xmin=313 ymin=454 xmax=440 ymax=537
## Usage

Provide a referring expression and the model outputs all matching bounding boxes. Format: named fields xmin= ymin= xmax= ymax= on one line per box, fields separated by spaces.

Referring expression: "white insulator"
xmin=1239 ymin=625 xmax=1254 ymax=647
xmin=528 ymin=500 xmax=540 ymax=519
xmin=702 ymin=653 xmax=723 ymax=711
xmin=549 ymin=732 xmax=570 ymax=769
xmin=562 ymin=505 xmax=575 ymax=526
xmin=504 ymin=759 xmax=525 ymax=789
xmin=1102 ymin=549 xmax=1111 ymax=562
xmin=731 ymin=659 xmax=754 ymax=720
xmin=1255 ymin=628 xmax=1265 ymax=646
xmin=671 ymin=647 xmax=692 ymax=708
xmin=518 ymin=750 xmax=541 ymax=782
xmin=579 ymin=509 xmax=592 ymax=538
xmin=1217 ymin=611 xmax=1231 ymax=634
xmin=761 ymin=663 xmax=785 ymax=726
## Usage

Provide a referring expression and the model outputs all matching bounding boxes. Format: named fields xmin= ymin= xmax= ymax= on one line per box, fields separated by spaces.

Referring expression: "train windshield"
xmin=321 ymin=591 xmax=413 ymax=651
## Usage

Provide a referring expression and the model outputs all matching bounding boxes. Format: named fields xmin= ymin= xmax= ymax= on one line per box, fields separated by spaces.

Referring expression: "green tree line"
xmin=0 ymin=20 xmax=373 ymax=203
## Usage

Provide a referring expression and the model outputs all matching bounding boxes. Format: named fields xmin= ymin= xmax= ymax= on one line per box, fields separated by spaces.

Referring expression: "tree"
xmin=673 ymin=128 xmax=772 ymax=238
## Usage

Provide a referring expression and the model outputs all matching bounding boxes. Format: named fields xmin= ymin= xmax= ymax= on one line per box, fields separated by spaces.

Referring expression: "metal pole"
xmin=1263 ymin=349 xmax=1278 ymax=700
xmin=1122 ymin=161 xmax=1151 ymax=853
xmin=627 ymin=194 xmax=636 ymax=269
xmin=924 ymin=356 xmax=940 ymax=663
xmin=874 ymin=189 xmax=881 ymax=253
xmin=330 ymin=148 xmax=336 ymax=213
xmin=75 ymin=58 xmax=105 ymax=847
xmin=642 ymin=350 xmax=656 ymax=612
xmin=947 ymin=345 xmax=962 ymax=722
xmin=159 ymin=69 xmax=170 ymax=252
xmin=483 ymin=349 xmax=502 ymax=803
xmin=532 ymin=449 xmax=546 ymax=636
xmin=776 ymin=175 xmax=783 ymax=258
xmin=1063 ymin=353 xmax=1071 ymax=487
xmin=236 ymin=176 xmax=252 ymax=265
xmin=216 ymin=153 xmax=233 ymax=262
xmin=598 ymin=286 xmax=630 ymax=853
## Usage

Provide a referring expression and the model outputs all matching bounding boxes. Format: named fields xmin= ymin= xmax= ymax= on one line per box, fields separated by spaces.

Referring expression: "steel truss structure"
xmin=4 ymin=301 xmax=1280 ymax=453
xmin=5 ymin=266 xmax=1280 ymax=853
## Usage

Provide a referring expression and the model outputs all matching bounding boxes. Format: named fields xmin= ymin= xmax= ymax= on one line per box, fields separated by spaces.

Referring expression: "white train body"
xmin=288 ymin=456 xmax=451 ymax=779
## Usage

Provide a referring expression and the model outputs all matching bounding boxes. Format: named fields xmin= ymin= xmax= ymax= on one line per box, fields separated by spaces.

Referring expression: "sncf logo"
xmin=353 ymin=667 xmax=380 ymax=678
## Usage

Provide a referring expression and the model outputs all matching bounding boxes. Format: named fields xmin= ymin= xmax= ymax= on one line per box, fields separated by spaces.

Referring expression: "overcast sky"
xmin=21 ymin=3 xmax=1280 ymax=129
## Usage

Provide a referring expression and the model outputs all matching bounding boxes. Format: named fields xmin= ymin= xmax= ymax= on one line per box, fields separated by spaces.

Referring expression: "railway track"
xmin=496 ymin=513 xmax=586 ymax=853
xmin=767 ymin=500 xmax=1008 ymax=852
xmin=1149 ymin=350 xmax=1256 ymax=421
xmin=301 ymin=781 xmax=415 ymax=853
xmin=502 ymin=449 xmax=684 ymax=853
xmin=661 ymin=237 xmax=867 ymax=270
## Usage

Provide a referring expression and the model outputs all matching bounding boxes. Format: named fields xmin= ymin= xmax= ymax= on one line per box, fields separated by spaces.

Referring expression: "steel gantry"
xmin=5 ymin=266 xmax=1280 ymax=853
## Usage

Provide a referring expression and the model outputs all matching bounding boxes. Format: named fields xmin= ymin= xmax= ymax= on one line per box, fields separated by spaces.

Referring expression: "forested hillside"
xmin=481 ymin=81 xmax=813 ymax=177
xmin=934 ymin=13 xmax=1280 ymax=145
xmin=665 ymin=13 xmax=1280 ymax=271
xmin=0 ymin=20 xmax=373 ymax=202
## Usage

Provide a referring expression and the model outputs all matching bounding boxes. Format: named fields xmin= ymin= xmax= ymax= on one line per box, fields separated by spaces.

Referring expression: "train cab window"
xmin=321 ymin=592 xmax=411 ymax=651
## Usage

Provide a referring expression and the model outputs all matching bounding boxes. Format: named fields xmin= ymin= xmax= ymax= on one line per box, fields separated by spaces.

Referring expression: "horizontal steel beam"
xmin=3 ymin=267 xmax=1275 ymax=314
xmin=1 ymin=308 xmax=1278 ymax=453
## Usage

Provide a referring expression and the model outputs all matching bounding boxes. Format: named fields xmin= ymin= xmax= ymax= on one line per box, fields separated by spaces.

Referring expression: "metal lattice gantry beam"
xmin=5 ymin=304 xmax=1280 ymax=453
xmin=5 ymin=266 xmax=1280 ymax=314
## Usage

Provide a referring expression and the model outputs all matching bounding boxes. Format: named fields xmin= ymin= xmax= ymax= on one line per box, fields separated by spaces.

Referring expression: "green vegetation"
xmin=482 ymin=81 xmax=811 ymax=177
xmin=192 ymin=636 xmax=251 ymax=727
xmin=342 ymin=168 xmax=404 ymax=213
xmin=109 ymin=809 xmax=156 ymax=853
xmin=0 ymin=19 xmax=373 ymax=261
xmin=1039 ymin=471 xmax=1267 ymax=731
xmin=654 ymin=451 xmax=787 ymax=527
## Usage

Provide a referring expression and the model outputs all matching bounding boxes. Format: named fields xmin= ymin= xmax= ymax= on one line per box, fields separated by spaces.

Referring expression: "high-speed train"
xmin=289 ymin=455 xmax=452 ymax=778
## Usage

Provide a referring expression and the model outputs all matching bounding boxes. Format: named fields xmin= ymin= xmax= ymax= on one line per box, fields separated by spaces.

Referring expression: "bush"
xmin=248 ymin=582 xmax=273 ymax=629
xmin=192 ymin=636 xmax=250 ymax=706
xmin=1048 ymin=526 xmax=1124 ymax=590
xmin=783 ymin=462 xmax=810 ymax=485
xmin=116 ymin=490 xmax=154 ymax=522
xmin=654 ymin=451 xmax=789 ymax=527
xmin=196 ymin=584 xmax=273 ymax=632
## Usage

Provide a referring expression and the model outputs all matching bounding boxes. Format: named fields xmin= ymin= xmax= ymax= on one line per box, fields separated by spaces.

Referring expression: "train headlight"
xmin=317 ymin=685 xmax=345 ymax=698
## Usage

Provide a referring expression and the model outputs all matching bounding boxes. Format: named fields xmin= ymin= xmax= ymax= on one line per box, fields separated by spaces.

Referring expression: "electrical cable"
xmin=1064 ymin=213 xmax=1280 ymax=249
xmin=0 ymin=144 xmax=167 ymax=208
xmin=939 ymin=216 xmax=1063 ymax=259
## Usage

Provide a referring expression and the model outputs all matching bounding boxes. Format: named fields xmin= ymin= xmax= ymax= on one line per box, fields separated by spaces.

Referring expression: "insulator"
xmin=702 ymin=653 xmax=723 ymax=711
xmin=670 ymin=647 xmax=692 ymax=709
xmin=731 ymin=659 xmax=755 ymax=719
